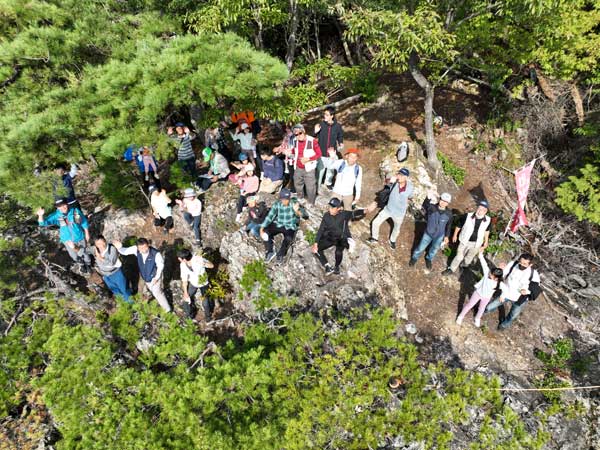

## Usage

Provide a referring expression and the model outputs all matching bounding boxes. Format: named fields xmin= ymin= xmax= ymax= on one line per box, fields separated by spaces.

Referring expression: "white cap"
xmin=240 ymin=123 xmax=249 ymax=130
xmin=245 ymin=164 xmax=255 ymax=172
xmin=440 ymin=192 xmax=452 ymax=203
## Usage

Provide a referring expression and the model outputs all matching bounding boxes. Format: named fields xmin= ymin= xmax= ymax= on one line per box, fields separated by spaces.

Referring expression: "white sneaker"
xmin=235 ymin=213 xmax=243 ymax=223
xmin=474 ymin=318 xmax=481 ymax=328
xmin=455 ymin=317 xmax=463 ymax=326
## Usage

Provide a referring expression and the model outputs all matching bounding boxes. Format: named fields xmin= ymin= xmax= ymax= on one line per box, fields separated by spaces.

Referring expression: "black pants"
xmin=283 ymin=163 xmax=296 ymax=193
xmin=187 ymin=284 xmax=213 ymax=320
xmin=264 ymin=224 xmax=295 ymax=257
xmin=237 ymin=194 xmax=250 ymax=214
xmin=154 ymin=216 xmax=173 ymax=231
xmin=316 ymin=238 xmax=346 ymax=268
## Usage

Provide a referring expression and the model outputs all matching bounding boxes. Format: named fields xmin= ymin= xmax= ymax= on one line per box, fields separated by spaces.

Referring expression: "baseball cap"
xmin=247 ymin=195 xmax=258 ymax=203
xmin=54 ymin=198 xmax=68 ymax=207
xmin=345 ymin=148 xmax=360 ymax=156
xmin=183 ymin=188 xmax=195 ymax=198
xmin=440 ymin=192 xmax=452 ymax=203
xmin=245 ymin=164 xmax=255 ymax=172
xmin=202 ymin=147 xmax=212 ymax=162
xmin=240 ymin=123 xmax=249 ymax=130
xmin=175 ymin=122 xmax=184 ymax=127
xmin=398 ymin=168 xmax=410 ymax=176
xmin=148 ymin=185 xmax=158 ymax=194
xmin=478 ymin=200 xmax=490 ymax=209
xmin=279 ymin=188 xmax=291 ymax=199
xmin=292 ymin=124 xmax=305 ymax=132
xmin=328 ymin=197 xmax=343 ymax=208
xmin=238 ymin=153 xmax=248 ymax=161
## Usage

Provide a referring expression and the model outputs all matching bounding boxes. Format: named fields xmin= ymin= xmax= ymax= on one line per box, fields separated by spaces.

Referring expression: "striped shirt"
xmin=171 ymin=132 xmax=196 ymax=161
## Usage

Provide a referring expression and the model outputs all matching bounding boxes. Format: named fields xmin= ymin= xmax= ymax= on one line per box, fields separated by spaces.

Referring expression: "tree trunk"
xmin=333 ymin=18 xmax=354 ymax=66
xmin=408 ymin=52 xmax=439 ymax=169
xmin=285 ymin=0 xmax=299 ymax=72
xmin=252 ymin=4 xmax=264 ymax=50
xmin=313 ymin=14 xmax=321 ymax=60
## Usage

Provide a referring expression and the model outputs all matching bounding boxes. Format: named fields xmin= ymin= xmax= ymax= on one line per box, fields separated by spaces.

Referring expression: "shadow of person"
xmin=468 ymin=182 xmax=487 ymax=205
xmin=456 ymin=267 xmax=476 ymax=319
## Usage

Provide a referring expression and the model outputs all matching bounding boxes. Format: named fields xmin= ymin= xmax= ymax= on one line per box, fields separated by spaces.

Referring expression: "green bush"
xmin=437 ymin=152 xmax=466 ymax=186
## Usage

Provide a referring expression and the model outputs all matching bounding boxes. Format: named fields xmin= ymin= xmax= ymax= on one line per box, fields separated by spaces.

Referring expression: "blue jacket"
xmin=39 ymin=207 xmax=89 ymax=243
xmin=262 ymin=157 xmax=284 ymax=181
xmin=423 ymin=198 xmax=453 ymax=239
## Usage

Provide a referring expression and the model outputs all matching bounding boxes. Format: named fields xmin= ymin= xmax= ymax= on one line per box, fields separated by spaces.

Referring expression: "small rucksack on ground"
xmin=396 ymin=142 xmax=409 ymax=162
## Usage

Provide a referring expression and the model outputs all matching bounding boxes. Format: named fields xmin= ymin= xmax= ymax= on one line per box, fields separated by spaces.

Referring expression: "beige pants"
xmin=449 ymin=241 xmax=480 ymax=272
xmin=143 ymin=277 xmax=171 ymax=312
xmin=332 ymin=193 xmax=354 ymax=211
xmin=259 ymin=178 xmax=283 ymax=194
xmin=371 ymin=208 xmax=405 ymax=242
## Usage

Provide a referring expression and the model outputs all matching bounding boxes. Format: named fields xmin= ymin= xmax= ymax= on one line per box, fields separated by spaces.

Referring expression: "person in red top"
xmin=291 ymin=124 xmax=322 ymax=204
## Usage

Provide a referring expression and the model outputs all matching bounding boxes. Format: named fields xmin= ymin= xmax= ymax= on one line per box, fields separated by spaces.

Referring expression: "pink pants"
xmin=457 ymin=291 xmax=491 ymax=322
xmin=143 ymin=155 xmax=157 ymax=173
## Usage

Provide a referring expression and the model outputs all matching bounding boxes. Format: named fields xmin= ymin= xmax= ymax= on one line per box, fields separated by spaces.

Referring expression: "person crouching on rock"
xmin=244 ymin=195 xmax=268 ymax=239
xmin=149 ymin=184 xmax=173 ymax=235
xmin=177 ymin=248 xmax=214 ymax=321
xmin=312 ymin=197 xmax=374 ymax=275
xmin=235 ymin=164 xmax=259 ymax=224
xmin=259 ymin=188 xmax=308 ymax=264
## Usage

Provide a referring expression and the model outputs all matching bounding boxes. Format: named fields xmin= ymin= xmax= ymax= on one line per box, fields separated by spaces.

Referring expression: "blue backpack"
xmin=338 ymin=161 xmax=360 ymax=179
xmin=123 ymin=144 xmax=137 ymax=162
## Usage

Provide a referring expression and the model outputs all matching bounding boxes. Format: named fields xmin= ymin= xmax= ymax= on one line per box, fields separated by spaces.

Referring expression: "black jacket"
xmin=316 ymin=209 xmax=365 ymax=243
xmin=247 ymin=202 xmax=269 ymax=225
xmin=316 ymin=120 xmax=344 ymax=151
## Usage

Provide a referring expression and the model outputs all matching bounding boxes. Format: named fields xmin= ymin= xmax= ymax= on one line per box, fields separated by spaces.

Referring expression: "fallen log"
xmin=304 ymin=94 xmax=362 ymax=115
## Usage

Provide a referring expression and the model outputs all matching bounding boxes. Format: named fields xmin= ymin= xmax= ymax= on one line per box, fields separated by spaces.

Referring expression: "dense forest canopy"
xmin=1 ymin=0 xmax=599 ymax=449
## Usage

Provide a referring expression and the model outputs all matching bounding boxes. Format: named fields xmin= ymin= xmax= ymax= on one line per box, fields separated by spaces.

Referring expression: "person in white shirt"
xmin=320 ymin=148 xmax=363 ymax=210
xmin=455 ymin=250 xmax=506 ymax=327
xmin=177 ymin=249 xmax=215 ymax=320
xmin=485 ymin=253 xmax=541 ymax=330
xmin=113 ymin=238 xmax=171 ymax=312
xmin=443 ymin=200 xmax=491 ymax=276
xmin=176 ymin=188 xmax=202 ymax=245
xmin=149 ymin=185 xmax=173 ymax=235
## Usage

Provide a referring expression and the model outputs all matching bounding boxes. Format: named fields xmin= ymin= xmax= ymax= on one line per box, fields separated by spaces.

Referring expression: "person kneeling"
xmin=312 ymin=197 xmax=373 ymax=275
xmin=178 ymin=249 xmax=215 ymax=321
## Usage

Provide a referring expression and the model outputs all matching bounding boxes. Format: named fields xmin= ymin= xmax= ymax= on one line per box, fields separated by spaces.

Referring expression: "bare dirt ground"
xmin=323 ymin=74 xmax=571 ymax=378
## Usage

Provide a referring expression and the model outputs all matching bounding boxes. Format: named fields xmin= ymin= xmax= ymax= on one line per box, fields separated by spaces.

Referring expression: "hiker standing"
xmin=176 ymin=188 xmax=202 ymax=246
xmin=485 ymin=253 xmax=541 ymax=330
xmin=37 ymin=198 xmax=91 ymax=274
xmin=259 ymin=188 xmax=308 ymax=264
xmin=167 ymin=122 xmax=196 ymax=177
xmin=53 ymin=163 xmax=80 ymax=209
xmin=177 ymin=249 xmax=215 ymax=321
xmin=320 ymin=148 xmax=363 ymax=210
xmin=312 ymin=197 xmax=373 ymax=275
xmin=114 ymin=238 xmax=171 ymax=312
xmin=455 ymin=250 xmax=506 ymax=327
xmin=93 ymin=236 xmax=131 ymax=303
xmin=368 ymin=168 xmax=413 ymax=249
xmin=197 ymin=147 xmax=230 ymax=192
xmin=409 ymin=192 xmax=453 ymax=269
xmin=230 ymin=122 xmax=257 ymax=167
xmin=244 ymin=195 xmax=268 ymax=239
xmin=258 ymin=147 xmax=284 ymax=194
xmin=443 ymin=200 xmax=491 ymax=276
xmin=291 ymin=124 xmax=322 ymax=205
xmin=235 ymin=164 xmax=259 ymax=223
xmin=314 ymin=107 xmax=344 ymax=190
xmin=149 ymin=185 xmax=173 ymax=235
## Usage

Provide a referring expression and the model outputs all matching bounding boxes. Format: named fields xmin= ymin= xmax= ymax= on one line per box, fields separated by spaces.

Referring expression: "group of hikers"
xmin=37 ymin=106 xmax=541 ymax=330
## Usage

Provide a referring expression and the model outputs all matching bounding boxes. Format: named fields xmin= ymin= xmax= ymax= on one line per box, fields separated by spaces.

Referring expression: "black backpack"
xmin=505 ymin=261 xmax=541 ymax=302
xmin=376 ymin=183 xmax=396 ymax=208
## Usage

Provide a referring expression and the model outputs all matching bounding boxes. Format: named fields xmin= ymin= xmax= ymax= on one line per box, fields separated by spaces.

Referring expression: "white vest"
xmin=458 ymin=212 xmax=490 ymax=247
xmin=293 ymin=136 xmax=317 ymax=172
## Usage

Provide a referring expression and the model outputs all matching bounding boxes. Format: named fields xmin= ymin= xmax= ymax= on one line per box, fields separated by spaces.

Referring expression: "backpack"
xmin=337 ymin=161 xmax=360 ymax=179
xmin=123 ymin=145 xmax=137 ymax=162
xmin=376 ymin=183 xmax=397 ymax=208
xmin=505 ymin=261 xmax=541 ymax=301
xmin=396 ymin=142 xmax=409 ymax=162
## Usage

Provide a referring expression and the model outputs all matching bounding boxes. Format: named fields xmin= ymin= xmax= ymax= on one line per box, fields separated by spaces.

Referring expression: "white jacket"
xmin=322 ymin=158 xmax=362 ymax=198
xmin=458 ymin=212 xmax=490 ymax=247
xmin=474 ymin=254 xmax=507 ymax=300
xmin=501 ymin=260 xmax=541 ymax=301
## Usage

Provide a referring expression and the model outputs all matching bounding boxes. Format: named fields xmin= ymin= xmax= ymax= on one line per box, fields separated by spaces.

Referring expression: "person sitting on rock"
xmin=93 ymin=235 xmax=131 ymax=303
xmin=320 ymin=148 xmax=363 ymax=210
xmin=197 ymin=147 xmax=230 ymax=192
xmin=455 ymin=249 xmax=506 ymax=327
xmin=312 ymin=197 xmax=373 ymax=275
xmin=175 ymin=188 xmax=202 ymax=246
xmin=368 ymin=168 xmax=414 ymax=249
xmin=484 ymin=253 xmax=541 ymax=330
xmin=244 ymin=195 xmax=268 ymax=239
xmin=258 ymin=147 xmax=284 ymax=194
xmin=442 ymin=200 xmax=491 ymax=276
xmin=140 ymin=146 xmax=159 ymax=182
xmin=409 ymin=192 xmax=453 ymax=270
xmin=149 ymin=185 xmax=173 ymax=235
xmin=37 ymin=198 xmax=91 ymax=274
xmin=235 ymin=164 xmax=259 ymax=223
xmin=259 ymin=188 xmax=308 ymax=264
xmin=114 ymin=238 xmax=171 ymax=312
xmin=228 ymin=153 xmax=251 ymax=183
xmin=177 ymin=248 xmax=215 ymax=321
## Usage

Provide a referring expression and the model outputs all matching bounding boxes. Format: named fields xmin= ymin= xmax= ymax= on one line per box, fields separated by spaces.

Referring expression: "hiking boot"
xmin=333 ymin=266 xmax=341 ymax=275
xmin=145 ymin=174 xmax=149 ymax=181
xmin=82 ymin=263 xmax=92 ymax=275
xmin=194 ymin=240 xmax=202 ymax=246
xmin=389 ymin=241 xmax=396 ymax=249
xmin=163 ymin=228 xmax=169 ymax=235
xmin=235 ymin=213 xmax=243 ymax=224
xmin=276 ymin=254 xmax=284 ymax=264
xmin=265 ymin=251 xmax=276 ymax=263
xmin=474 ymin=318 xmax=481 ymax=328
xmin=455 ymin=316 xmax=463 ymax=326
xmin=324 ymin=264 xmax=334 ymax=275
xmin=408 ymin=258 xmax=417 ymax=267
xmin=425 ymin=259 xmax=433 ymax=270
xmin=367 ymin=237 xmax=378 ymax=244
xmin=325 ymin=184 xmax=333 ymax=191
xmin=442 ymin=268 xmax=452 ymax=276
